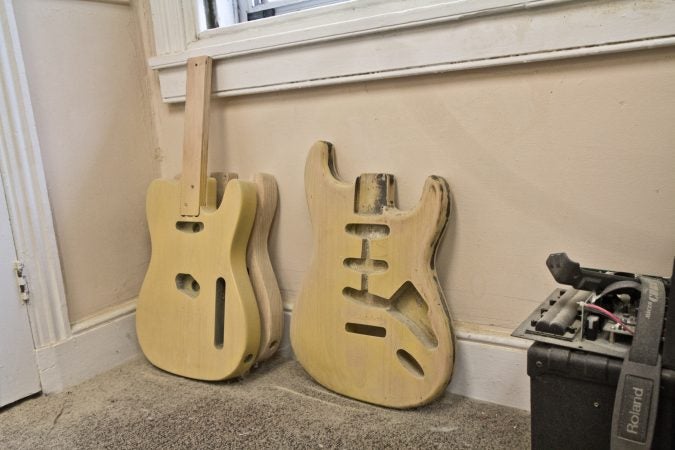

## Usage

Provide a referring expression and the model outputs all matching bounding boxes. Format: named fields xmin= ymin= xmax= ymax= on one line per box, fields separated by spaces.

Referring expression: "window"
xmin=196 ymin=0 xmax=350 ymax=31
xmin=149 ymin=0 xmax=675 ymax=103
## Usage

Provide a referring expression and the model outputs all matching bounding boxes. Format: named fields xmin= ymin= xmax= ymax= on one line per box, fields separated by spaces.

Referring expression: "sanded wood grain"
xmin=137 ymin=178 xmax=260 ymax=380
xmin=211 ymin=172 xmax=239 ymax=209
xmin=180 ymin=56 xmax=212 ymax=217
xmin=212 ymin=172 xmax=283 ymax=362
xmin=291 ymin=141 xmax=454 ymax=408
xmin=247 ymin=174 xmax=283 ymax=361
xmin=137 ymin=57 xmax=261 ymax=380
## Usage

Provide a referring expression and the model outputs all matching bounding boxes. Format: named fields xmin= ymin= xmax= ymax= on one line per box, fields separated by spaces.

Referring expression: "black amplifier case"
xmin=528 ymin=342 xmax=675 ymax=449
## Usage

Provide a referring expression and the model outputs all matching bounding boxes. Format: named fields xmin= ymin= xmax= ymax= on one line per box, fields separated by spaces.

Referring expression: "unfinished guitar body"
xmin=212 ymin=172 xmax=283 ymax=362
xmin=291 ymin=141 xmax=454 ymax=408
xmin=137 ymin=177 xmax=261 ymax=380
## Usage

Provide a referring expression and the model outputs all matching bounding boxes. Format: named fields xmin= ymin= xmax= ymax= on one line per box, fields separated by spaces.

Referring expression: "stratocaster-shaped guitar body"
xmin=137 ymin=177 xmax=260 ymax=380
xmin=291 ymin=141 xmax=454 ymax=408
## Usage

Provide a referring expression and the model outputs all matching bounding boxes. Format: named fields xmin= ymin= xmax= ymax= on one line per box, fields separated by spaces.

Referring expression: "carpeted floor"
xmin=0 ymin=355 xmax=530 ymax=449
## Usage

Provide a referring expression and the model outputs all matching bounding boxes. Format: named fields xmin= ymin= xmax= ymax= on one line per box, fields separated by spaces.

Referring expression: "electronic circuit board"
xmin=512 ymin=288 xmax=633 ymax=358
xmin=512 ymin=252 xmax=672 ymax=359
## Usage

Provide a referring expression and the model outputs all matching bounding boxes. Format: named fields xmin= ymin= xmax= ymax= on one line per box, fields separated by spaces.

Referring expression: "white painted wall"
xmin=13 ymin=0 xmax=158 ymax=322
xmin=7 ymin=0 xmax=674 ymax=344
xmin=151 ymin=47 xmax=675 ymax=333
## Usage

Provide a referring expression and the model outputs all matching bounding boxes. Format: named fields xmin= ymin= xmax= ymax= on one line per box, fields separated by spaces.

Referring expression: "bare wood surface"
xmin=213 ymin=172 xmax=283 ymax=362
xmin=137 ymin=178 xmax=260 ymax=380
xmin=291 ymin=141 xmax=454 ymax=408
xmin=211 ymin=172 xmax=239 ymax=208
xmin=138 ymin=57 xmax=262 ymax=380
xmin=354 ymin=173 xmax=394 ymax=214
xmin=247 ymin=174 xmax=283 ymax=361
xmin=180 ymin=56 xmax=212 ymax=217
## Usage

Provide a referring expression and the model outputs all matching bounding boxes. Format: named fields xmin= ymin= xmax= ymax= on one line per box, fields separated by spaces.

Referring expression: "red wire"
xmin=583 ymin=303 xmax=634 ymax=335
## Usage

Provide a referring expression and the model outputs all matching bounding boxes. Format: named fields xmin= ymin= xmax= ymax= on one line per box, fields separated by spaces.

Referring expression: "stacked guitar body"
xmin=137 ymin=56 xmax=455 ymax=408
xmin=136 ymin=57 xmax=283 ymax=381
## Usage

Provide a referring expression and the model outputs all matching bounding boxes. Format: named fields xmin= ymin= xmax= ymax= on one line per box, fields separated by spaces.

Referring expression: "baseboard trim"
xmin=70 ymin=298 xmax=138 ymax=334
xmin=36 ymin=306 xmax=531 ymax=410
xmin=450 ymin=333 xmax=531 ymax=410
xmin=36 ymin=300 xmax=140 ymax=394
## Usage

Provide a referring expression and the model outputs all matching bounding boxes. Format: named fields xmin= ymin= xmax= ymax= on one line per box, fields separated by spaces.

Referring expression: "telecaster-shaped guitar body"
xmin=212 ymin=172 xmax=284 ymax=362
xmin=137 ymin=56 xmax=261 ymax=380
xmin=291 ymin=141 xmax=454 ymax=408
xmin=137 ymin=177 xmax=260 ymax=380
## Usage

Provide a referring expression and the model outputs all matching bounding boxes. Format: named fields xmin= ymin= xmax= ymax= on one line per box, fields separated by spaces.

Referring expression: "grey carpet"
xmin=0 ymin=355 xmax=530 ymax=449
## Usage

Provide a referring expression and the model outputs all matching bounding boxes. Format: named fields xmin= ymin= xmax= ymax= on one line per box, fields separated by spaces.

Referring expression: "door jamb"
xmin=0 ymin=0 xmax=72 ymax=348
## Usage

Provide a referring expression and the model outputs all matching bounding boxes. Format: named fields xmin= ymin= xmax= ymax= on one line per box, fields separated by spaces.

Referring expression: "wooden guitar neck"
xmin=180 ymin=56 xmax=212 ymax=217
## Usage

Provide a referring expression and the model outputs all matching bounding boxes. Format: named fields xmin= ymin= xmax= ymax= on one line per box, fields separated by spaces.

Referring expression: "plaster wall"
xmin=14 ymin=0 xmax=158 ymax=322
xmin=12 ymin=0 xmax=673 ymax=331
xmin=153 ymin=48 xmax=675 ymax=331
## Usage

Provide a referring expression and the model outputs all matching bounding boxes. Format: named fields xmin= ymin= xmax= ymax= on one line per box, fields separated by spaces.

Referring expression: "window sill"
xmin=148 ymin=0 xmax=675 ymax=103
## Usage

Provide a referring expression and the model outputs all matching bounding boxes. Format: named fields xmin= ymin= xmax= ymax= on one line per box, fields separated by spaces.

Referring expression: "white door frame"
xmin=0 ymin=0 xmax=71 ymax=349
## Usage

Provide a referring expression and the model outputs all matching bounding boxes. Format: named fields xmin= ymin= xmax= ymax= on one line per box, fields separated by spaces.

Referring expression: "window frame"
xmin=230 ymin=0 xmax=351 ymax=24
xmin=148 ymin=0 xmax=675 ymax=103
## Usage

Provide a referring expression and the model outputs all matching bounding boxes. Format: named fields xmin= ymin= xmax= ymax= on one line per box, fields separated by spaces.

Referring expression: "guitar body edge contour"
xmin=291 ymin=141 xmax=455 ymax=409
